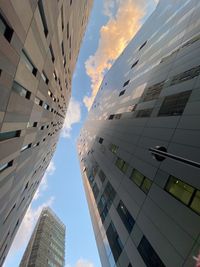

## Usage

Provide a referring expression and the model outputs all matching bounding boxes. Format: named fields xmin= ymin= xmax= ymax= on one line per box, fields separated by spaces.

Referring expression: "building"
xmin=0 ymin=0 xmax=93 ymax=264
xmin=19 ymin=207 xmax=65 ymax=267
xmin=77 ymin=0 xmax=200 ymax=266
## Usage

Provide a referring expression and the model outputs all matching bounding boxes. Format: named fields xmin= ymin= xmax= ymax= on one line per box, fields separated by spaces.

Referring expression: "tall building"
xmin=78 ymin=1 xmax=200 ymax=266
xmin=0 ymin=0 xmax=93 ymax=265
xmin=19 ymin=207 xmax=65 ymax=267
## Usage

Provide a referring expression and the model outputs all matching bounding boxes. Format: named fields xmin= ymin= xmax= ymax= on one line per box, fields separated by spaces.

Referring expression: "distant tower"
xmin=19 ymin=208 xmax=65 ymax=267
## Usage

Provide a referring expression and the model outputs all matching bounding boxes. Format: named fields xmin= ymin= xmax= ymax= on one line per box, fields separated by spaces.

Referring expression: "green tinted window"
xmin=130 ymin=169 xmax=144 ymax=187
xmin=165 ymin=176 xmax=194 ymax=205
xmin=190 ymin=190 xmax=200 ymax=214
xmin=115 ymin=158 xmax=124 ymax=169
xmin=141 ymin=178 xmax=152 ymax=194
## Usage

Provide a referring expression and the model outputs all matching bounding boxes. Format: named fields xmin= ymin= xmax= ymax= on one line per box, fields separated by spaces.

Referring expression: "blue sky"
xmin=3 ymin=1 xmax=157 ymax=267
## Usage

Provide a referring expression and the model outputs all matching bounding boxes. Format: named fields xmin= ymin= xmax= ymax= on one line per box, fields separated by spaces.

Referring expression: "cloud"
xmin=33 ymin=161 xmax=56 ymax=200
xmin=62 ymin=98 xmax=81 ymax=138
xmin=66 ymin=259 xmax=95 ymax=267
xmin=7 ymin=197 xmax=55 ymax=254
xmin=84 ymin=0 xmax=147 ymax=110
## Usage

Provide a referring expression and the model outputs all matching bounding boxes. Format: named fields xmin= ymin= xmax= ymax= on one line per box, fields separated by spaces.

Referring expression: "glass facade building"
xmin=78 ymin=1 xmax=200 ymax=266
xmin=19 ymin=208 xmax=65 ymax=267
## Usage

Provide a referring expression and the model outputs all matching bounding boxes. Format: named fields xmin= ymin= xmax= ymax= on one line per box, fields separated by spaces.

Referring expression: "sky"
xmin=3 ymin=1 xmax=157 ymax=267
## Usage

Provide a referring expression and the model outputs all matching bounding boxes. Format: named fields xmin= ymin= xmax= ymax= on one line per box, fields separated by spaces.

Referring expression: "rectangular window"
xmin=98 ymin=170 xmax=106 ymax=183
xmin=139 ymin=40 xmax=147 ymax=51
xmin=115 ymin=157 xmax=129 ymax=174
xmin=49 ymin=44 xmax=55 ymax=63
xmin=21 ymin=50 xmax=37 ymax=76
xmin=98 ymin=137 xmax=104 ymax=144
xmin=109 ymin=143 xmax=118 ymax=154
xmin=20 ymin=143 xmax=31 ymax=152
xmin=106 ymin=222 xmax=123 ymax=262
xmin=136 ymin=108 xmax=153 ymax=118
xmin=61 ymin=5 xmax=64 ymax=30
xmin=12 ymin=81 xmax=31 ymax=99
xmin=108 ymin=114 xmax=114 ymax=120
xmin=143 ymin=81 xmax=164 ymax=102
xmin=41 ymin=71 xmax=49 ymax=85
xmin=117 ymin=200 xmax=135 ymax=233
xmin=190 ymin=190 xmax=200 ymax=215
xmin=115 ymin=114 xmax=122 ymax=119
xmin=0 ymin=13 xmax=13 ymax=42
xmin=0 ymin=160 xmax=13 ymax=173
xmin=123 ymin=80 xmax=130 ymax=87
xmin=130 ymin=169 xmax=152 ymax=194
xmin=119 ymin=89 xmax=126 ymax=96
xmin=67 ymin=22 xmax=69 ymax=39
xmin=92 ymin=183 xmax=99 ymax=199
xmin=158 ymin=91 xmax=191 ymax=117
xmin=38 ymin=0 xmax=48 ymax=37
xmin=131 ymin=60 xmax=139 ymax=69
xmin=35 ymin=97 xmax=43 ymax=106
xmin=138 ymin=236 xmax=165 ymax=267
xmin=171 ymin=65 xmax=200 ymax=86
xmin=61 ymin=41 xmax=64 ymax=56
xmin=44 ymin=103 xmax=49 ymax=110
xmin=0 ymin=130 xmax=21 ymax=142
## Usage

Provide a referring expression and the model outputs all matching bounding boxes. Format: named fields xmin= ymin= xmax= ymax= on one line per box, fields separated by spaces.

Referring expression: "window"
xmin=61 ymin=5 xmax=64 ymax=30
xmin=139 ymin=40 xmax=147 ymax=51
xmin=98 ymin=137 xmax=104 ymax=144
xmin=92 ymin=183 xmax=99 ymax=199
xmin=0 ymin=130 xmax=21 ymax=142
xmin=49 ymin=44 xmax=55 ymax=63
xmin=27 ymin=122 xmax=37 ymax=128
xmin=130 ymin=169 xmax=152 ymax=194
xmin=21 ymin=50 xmax=37 ymax=76
xmin=3 ymin=204 xmax=16 ymax=224
xmin=190 ymin=190 xmax=200 ymax=215
xmin=41 ymin=71 xmax=49 ymax=85
xmin=106 ymin=222 xmax=123 ymax=262
xmin=143 ymin=81 xmax=165 ymax=102
xmin=108 ymin=114 xmax=114 ymax=120
xmin=98 ymin=170 xmax=106 ymax=183
xmin=0 ymin=160 xmax=13 ymax=173
xmin=123 ymin=80 xmax=130 ymax=87
xmin=171 ymin=65 xmax=200 ymax=86
xmin=12 ymin=81 xmax=31 ymax=99
xmin=0 ymin=13 xmax=13 ymax=42
xmin=158 ymin=90 xmax=191 ymax=117
xmin=128 ymin=264 xmax=133 ymax=267
xmin=21 ymin=143 xmax=31 ymax=152
xmin=119 ymin=89 xmax=126 ymax=96
xmin=115 ymin=114 xmax=122 ymax=119
xmin=38 ymin=0 xmax=48 ymax=37
xmin=109 ymin=143 xmax=118 ymax=154
xmin=61 ymin=41 xmax=64 ymax=56
xmin=138 ymin=236 xmax=165 ymax=267
xmin=67 ymin=22 xmax=69 ymax=39
xmin=117 ymin=200 xmax=135 ymax=233
xmin=48 ymin=90 xmax=52 ymax=97
xmin=53 ymin=71 xmax=57 ymax=81
xmin=131 ymin=60 xmax=139 ymax=69
xmin=115 ymin=157 xmax=129 ymax=174
xmin=44 ymin=103 xmax=49 ymax=110
xmin=136 ymin=108 xmax=153 ymax=118
xmin=35 ymin=97 xmax=43 ymax=106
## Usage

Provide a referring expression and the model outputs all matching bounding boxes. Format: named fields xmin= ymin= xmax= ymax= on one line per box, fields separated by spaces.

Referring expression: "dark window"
xmin=139 ymin=40 xmax=147 ymax=51
xmin=171 ymin=65 xmax=200 ymax=86
xmin=138 ymin=236 xmax=165 ymax=267
xmin=128 ymin=264 xmax=133 ymax=267
xmin=136 ymin=108 xmax=153 ymax=118
xmin=70 ymin=0 xmax=72 ymax=5
xmin=119 ymin=89 xmax=126 ymax=96
xmin=106 ymin=222 xmax=123 ymax=262
xmin=143 ymin=81 xmax=165 ymax=102
xmin=49 ymin=44 xmax=55 ymax=63
xmin=0 ymin=160 xmax=13 ymax=173
xmin=109 ymin=143 xmax=118 ymax=154
xmin=115 ymin=157 xmax=129 ymax=174
xmin=44 ymin=103 xmax=49 ymax=110
xmin=61 ymin=5 xmax=64 ymax=30
xmin=117 ymin=200 xmax=135 ymax=233
xmin=158 ymin=90 xmax=191 ymax=117
xmin=108 ymin=114 xmax=114 ymax=120
xmin=131 ymin=60 xmax=139 ymax=69
xmin=38 ymin=0 xmax=48 ymax=37
xmin=123 ymin=80 xmax=130 ymax=87
xmin=130 ymin=169 xmax=152 ymax=194
xmin=67 ymin=22 xmax=69 ymax=39
xmin=35 ymin=97 xmax=43 ymax=106
xmin=61 ymin=41 xmax=64 ymax=56
xmin=41 ymin=72 xmax=49 ymax=85
xmin=0 ymin=130 xmax=21 ymax=142
xmin=92 ymin=183 xmax=99 ymax=199
xmin=0 ymin=13 xmax=13 ymax=42
xmin=21 ymin=143 xmax=31 ymax=152
xmin=98 ymin=170 xmax=106 ymax=183
xmin=115 ymin=114 xmax=122 ymax=119
xmin=99 ymin=137 xmax=104 ymax=144
xmin=165 ymin=176 xmax=200 ymax=215
xmin=21 ymin=50 xmax=37 ymax=76
xmin=12 ymin=81 xmax=31 ymax=99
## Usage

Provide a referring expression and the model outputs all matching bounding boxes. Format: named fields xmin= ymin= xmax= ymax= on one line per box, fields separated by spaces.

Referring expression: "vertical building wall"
xmin=19 ymin=207 xmax=65 ymax=267
xmin=78 ymin=1 xmax=200 ymax=266
xmin=0 ymin=0 xmax=93 ymax=265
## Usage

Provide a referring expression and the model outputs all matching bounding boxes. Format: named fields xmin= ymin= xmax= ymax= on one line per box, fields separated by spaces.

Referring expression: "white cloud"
xmin=66 ymin=259 xmax=95 ymax=267
xmin=7 ymin=196 xmax=55 ymax=254
xmin=33 ymin=161 xmax=56 ymax=200
xmin=61 ymin=98 xmax=81 ymax=138
xmin=84 ymin=0 xmax=147 ymax=110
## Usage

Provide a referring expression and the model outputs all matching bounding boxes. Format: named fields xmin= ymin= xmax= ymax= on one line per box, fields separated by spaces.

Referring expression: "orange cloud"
xmin=84 ymin=0 xmax=146 ymax=110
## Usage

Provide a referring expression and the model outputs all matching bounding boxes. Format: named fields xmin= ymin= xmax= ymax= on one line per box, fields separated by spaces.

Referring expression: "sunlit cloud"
xmin=33 ymin=161 xmax=56 ymax=200
xmin=66 ymin=258 xmax=95 ymax=267
xmin=6 ymin=197 xmax=55 ymax=257
xmin=62 ymin=97 xmax=81 ymax=138
xmin=84 ymin=0 xmax=147 ymax=110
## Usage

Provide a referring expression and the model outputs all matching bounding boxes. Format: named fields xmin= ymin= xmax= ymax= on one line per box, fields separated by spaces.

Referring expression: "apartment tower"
xmin=19 ymin=207 xmax=65 ymax=267
xmin=78 ymin=1 xmax=200 ymax=266
xmin=0 ymin=0 xmax=93 ymax=264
